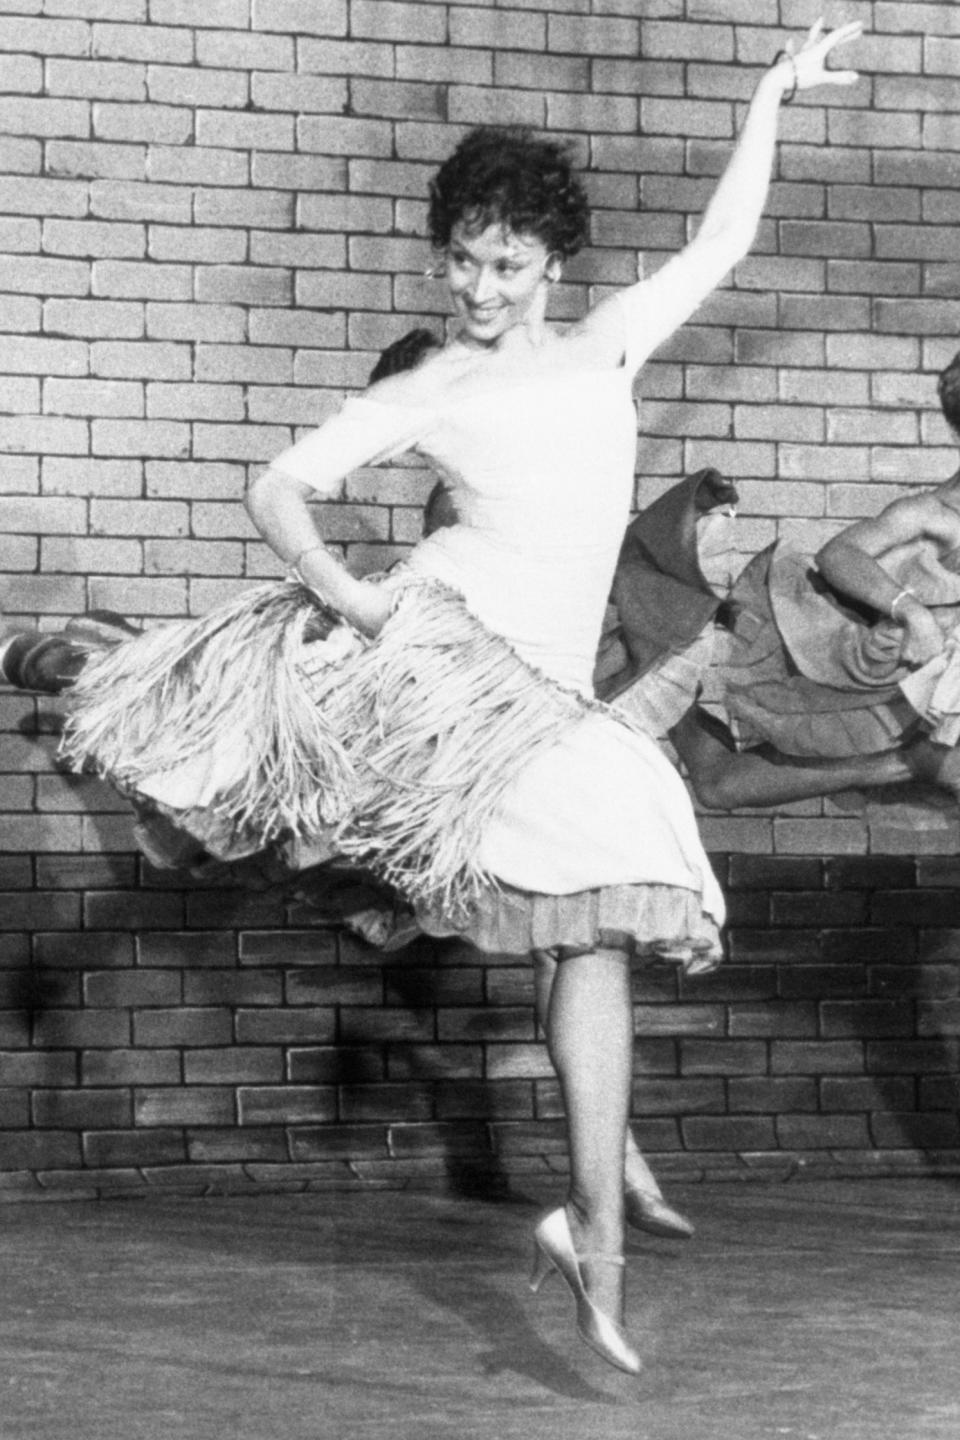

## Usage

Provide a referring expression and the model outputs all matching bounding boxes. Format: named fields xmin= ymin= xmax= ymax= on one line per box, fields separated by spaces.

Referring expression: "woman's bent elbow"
xmin=245 ymin=466 xmax=288 ymax=525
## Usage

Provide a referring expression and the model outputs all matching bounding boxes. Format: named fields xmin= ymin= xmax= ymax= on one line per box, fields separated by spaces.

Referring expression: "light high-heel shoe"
xmin=624 ymin=1186 xmax=695 ymax=1241
xmin=529 ymin=1207 xmax=641 ymax=1376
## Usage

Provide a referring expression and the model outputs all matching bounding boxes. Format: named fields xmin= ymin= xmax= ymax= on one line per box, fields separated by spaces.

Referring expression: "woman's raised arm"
xmin=587 ymin=19 xmax=862 ymax=372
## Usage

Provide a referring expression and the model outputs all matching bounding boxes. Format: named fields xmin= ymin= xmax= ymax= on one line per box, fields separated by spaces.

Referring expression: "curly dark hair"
xmin=938 ymin=350 xmax=960 ymax=439
xmin=427 ymin=126 xmax=590 ymax=259
xmin=367 ymin=328 xmax=441 ymax=385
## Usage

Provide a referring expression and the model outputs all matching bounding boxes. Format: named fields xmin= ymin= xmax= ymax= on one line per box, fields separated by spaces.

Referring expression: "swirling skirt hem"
xmin=417 ymin=880 xmax=723 ymax=973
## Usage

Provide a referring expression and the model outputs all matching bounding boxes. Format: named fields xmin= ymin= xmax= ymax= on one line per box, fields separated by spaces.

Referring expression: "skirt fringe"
xmin=60 ymin=578 xmax=593 ymax=926
xmin=417 ymin=880 xmax=723 ymax=970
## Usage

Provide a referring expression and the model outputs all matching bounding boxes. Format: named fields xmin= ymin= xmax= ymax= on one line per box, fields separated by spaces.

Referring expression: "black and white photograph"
xmin=1 ymin=2 xmax=958 ymax=1436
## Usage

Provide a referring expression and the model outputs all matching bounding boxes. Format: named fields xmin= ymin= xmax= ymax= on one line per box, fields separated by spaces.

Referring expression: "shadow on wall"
xmin=7 ymin=680 xmax=960 ymax=1187
xmin=819 ymin=839 xmax=960 ymax=1162
xmin=291 ymin=911 xmax=524 ymax=1203
xmin=849 ymin=896 xmax=960 ymax=1164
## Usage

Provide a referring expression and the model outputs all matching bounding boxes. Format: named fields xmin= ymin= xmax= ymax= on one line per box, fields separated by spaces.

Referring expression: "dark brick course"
xmin=3 ymin=847 xmax=953 ymax=1196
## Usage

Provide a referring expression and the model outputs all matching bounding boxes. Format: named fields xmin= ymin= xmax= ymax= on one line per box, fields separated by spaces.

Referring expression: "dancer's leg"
xmin=907 ymin=738 xmax=960 ymax=799
xmin=671 ymin=706 xmax=921 ymax=810
xmin=534 ymin=947 xmax=671 ymax=1203
xmin=545 ymin=946 xmax=633 ymax=1319
xmin=531 ymin=948 xmax=556 ymax=1041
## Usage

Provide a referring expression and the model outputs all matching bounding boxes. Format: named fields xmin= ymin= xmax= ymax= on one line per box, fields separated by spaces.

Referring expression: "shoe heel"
xmin=531 ymin=1207 xmax=642 ymax=1375
xmin=624 ymin=1186 xmax=695 ymax=1241
xmin=529 ymin=1239 xmax=554 ymax=1294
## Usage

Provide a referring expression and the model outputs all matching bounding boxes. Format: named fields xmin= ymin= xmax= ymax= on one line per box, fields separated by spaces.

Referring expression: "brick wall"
xmin=3 ymin=0 xmax=960 ymax=1197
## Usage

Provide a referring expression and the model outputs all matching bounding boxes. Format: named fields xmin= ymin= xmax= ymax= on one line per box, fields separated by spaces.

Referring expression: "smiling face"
xmin=445 ymin=221 xmax=557 ymax=346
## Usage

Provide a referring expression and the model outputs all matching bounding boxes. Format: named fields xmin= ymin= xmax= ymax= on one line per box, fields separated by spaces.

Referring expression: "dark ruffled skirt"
xmin=721 ymin=547 xmax=919 ymax=758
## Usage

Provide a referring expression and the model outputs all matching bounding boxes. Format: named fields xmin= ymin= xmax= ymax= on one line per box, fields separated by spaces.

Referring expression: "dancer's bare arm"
xmin=246 ymin=468 xmax=393 ymax=636
xmin=583 ymin=20 xmax=861 ymax=371
xmin=816 ymin=495 xmax=960 ymax=665
xmin=245 ymin=369 xmax=430 ymax=637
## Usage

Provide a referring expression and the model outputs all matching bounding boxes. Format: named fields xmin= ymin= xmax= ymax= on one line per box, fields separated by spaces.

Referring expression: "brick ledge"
xmin=3 ymin=1149 xmax=960 ymax=1205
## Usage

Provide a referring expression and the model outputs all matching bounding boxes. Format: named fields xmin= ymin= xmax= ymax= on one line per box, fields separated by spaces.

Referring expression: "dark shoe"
xmin=1 ymin=631 xmax=86 ymax=693
xmin=0 ymin=631 xmax=35 ymax=685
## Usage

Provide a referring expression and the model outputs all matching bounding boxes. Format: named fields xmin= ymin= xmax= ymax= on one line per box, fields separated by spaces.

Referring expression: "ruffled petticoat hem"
xmin=416 ymin=879 xmax=723 ymax=974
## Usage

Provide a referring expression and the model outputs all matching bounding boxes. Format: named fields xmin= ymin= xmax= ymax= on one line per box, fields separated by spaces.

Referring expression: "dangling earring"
xmin=545 ymin=255 xmax=562 ymax=285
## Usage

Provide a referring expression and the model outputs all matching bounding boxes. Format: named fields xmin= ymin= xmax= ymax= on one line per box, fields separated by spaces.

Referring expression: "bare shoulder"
xmin=891 ymin=488 xmax=960 ymax=533
xmin=934 ymin=472 xmax=960 ymax=518
xmin=850 ymin=488 xmax=960 ymax=551
xmin=930 ymin=484 xmax=960 ymax=542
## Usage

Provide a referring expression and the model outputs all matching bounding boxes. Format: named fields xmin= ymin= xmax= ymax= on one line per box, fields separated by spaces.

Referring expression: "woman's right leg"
xmin=537 ymin=947 xmax=653 ymax=1200
xmin=544 ymin=946 xmax=634 ymax=1321
xmin=533 ymin=948 xmax=693 ymax=1234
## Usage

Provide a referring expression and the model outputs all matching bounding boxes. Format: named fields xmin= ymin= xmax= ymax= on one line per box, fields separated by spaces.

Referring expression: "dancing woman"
xmin=0 ymin=327 xmax=696 ymax=1245
xmin=54 ymin=22 xmax=861 ymax=1373
xmin=233 ymin=21 xmax=862 ymax=1373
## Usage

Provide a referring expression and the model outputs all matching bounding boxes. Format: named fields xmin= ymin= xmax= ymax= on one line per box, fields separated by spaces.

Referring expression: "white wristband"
xmin=771 ymin=49 xmax=798 ymax=104
xmin=890 ymin=587 xmax=913 ymax=620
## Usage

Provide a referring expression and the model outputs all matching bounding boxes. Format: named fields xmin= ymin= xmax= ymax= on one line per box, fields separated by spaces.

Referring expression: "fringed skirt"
xmin=60 ymin=577 xmax=724 ymax=970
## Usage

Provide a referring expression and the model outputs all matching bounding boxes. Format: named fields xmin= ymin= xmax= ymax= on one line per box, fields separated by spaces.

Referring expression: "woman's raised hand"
xmin=776 ymin=18 xmax=863 ymax=97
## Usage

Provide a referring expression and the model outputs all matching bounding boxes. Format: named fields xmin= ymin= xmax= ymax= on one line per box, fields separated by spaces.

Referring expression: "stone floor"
xmin=1 ymin=1177 xmax=958 ymax=1440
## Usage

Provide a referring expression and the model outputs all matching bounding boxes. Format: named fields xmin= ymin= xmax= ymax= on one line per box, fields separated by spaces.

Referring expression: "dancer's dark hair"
xmin=938 ymin=350 xmax=960 ymax=439
xmin=427 ymin=126 xmax=590 ymax=259
xmin=368 ymin=328 xmax=441 ymax=385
